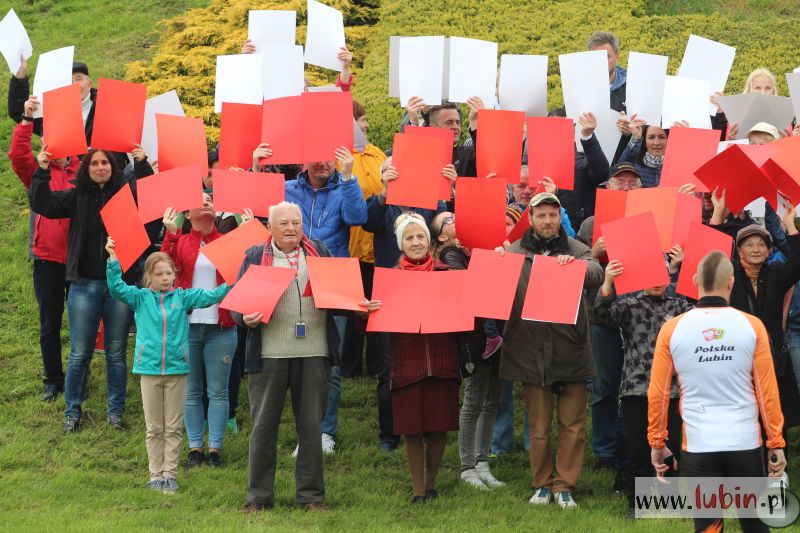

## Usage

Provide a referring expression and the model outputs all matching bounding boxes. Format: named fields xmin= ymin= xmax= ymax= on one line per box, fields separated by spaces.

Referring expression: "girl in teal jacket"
xmin=105 ymin=238 xmax=229 ymax=494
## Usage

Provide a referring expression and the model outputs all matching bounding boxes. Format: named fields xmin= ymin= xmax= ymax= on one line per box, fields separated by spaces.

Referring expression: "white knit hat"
xmin=394 ymin=213 xmax=431 ymax=250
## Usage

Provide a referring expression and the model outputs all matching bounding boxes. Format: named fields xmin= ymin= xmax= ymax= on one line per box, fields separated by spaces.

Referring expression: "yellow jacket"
xmin=349 ymin=143 xmax=386 ymax=262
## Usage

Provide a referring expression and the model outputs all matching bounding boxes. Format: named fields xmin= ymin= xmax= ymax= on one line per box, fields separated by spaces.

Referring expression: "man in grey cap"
xmin=8 ymin=58 xmax=97 ymax=145
xmin=500 ymin=192 xmax=604 ymax=509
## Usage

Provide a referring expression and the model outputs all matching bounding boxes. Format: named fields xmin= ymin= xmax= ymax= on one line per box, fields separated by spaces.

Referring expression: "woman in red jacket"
xmin=390 ymin=213 xmax=460 ymax=503
xmin=161 ymin=194 xmax=251 ymax=468
xmin=7 ymin=96 xmax=79 ymax=402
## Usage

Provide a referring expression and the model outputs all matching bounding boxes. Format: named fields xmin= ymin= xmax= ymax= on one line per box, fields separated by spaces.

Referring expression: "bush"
xmin=126 ymin=0 xmax=800 ymax=151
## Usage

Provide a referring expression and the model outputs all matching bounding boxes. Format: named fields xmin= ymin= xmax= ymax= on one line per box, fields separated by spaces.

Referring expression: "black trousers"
xmin=375 ymin=332 xmax=396 ymax=440
xmin=32 ymin=260 xmax=68 ymax=386
xmin=341 ymin=261 xmax=382 ymax=378
xmin=683 ymin=447 xmax=768 ymax=533
xmin=622 ymin=395 xmax=682 ymax=508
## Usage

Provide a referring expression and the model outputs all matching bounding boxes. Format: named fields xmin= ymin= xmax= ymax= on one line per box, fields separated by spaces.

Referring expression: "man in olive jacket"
xmin=500 ymin=192 xmax=603 ymax=509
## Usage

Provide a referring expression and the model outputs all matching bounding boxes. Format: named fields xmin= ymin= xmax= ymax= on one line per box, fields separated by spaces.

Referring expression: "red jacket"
xmin=8 ymin=122 xmax=78 ymax=264
xmin=161 ymin=227 xmax=235 ymax=328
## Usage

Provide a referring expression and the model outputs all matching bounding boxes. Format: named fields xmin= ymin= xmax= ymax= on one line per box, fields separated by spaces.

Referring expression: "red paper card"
xmin=211 ymin=169 xmax=284 ymax=218
xmin=302 ymin=91 xmax=354 ymax=163
xmin=455 ymin=177 xmax=508 ymax=250
xmin=477 ymin=109 xmax=524 ymax=184
xmin=462 ymin=249 xmax=525 ymax=320
xmin=367 ymin=268 xmax=423 ymax=333
xmin=90 ymin=78 xmax=147 ymax=153
xmin=602 ymin=212 xmax=670 ymax=294
xmin=419 ymin=270 xmax=474 ymax=333
xmin=100 ymin=183 xmax=150 ymax=273
xmin=199 ymin=219 xmax=271 ymax=284
xmin=42 ymin=83 xmax=88 ymax=159
xmin=659 ymin=127 xmax=719 ymax=192
xmin=387 ymin=133 xmax=446 ymax=210
xmin=219 ymin=102 xmax=262 ymax=170
xmin=156 ymin=114 xmax=208 ymax=176
xmin=592 ymin=189 xmax=628 ymax=244
xmin=306 ymin=256 xmax=366 ymax=311
xmin=136 ymin=163 xmax=205 ymax=223
xmin=219 ymin=265 xmax=296 ymax=324
xmin=694 ymin=144 xmax=775 ymax=213
xmin=624 ymin=188 xmax=702 ymax=252
xmin=261 ymin=95 xmax=304 ymax=164
xmin=676 ymin=221 xmax=732 ymax=300
xmin=526 ymin=117 xmax=575 ymax=190
xmin=761 ymin=136 xmax=800 ymax=205
xmin=405 ymin=126 xmax=454 ymax=200
xmin=521 ymin=255 xmax=588 ymax=324
xmin=506 ymin=206 xmax=531 ymax=244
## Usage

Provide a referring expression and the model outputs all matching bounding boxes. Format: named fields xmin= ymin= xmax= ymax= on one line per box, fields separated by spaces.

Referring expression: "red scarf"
xmin=261 ymin=235 xmax=320 ymax=296
xmin=399 ymin=253 xmax=434 ymax=271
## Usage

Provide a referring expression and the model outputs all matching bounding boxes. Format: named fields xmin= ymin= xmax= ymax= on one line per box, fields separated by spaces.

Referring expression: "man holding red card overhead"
xmin=500 ymin=192 xmax=603 ymax=510
xmin=234 ymin=201 xmax=363 ymax=513
xmin=30 ymin=144 xmax=154 ymax=434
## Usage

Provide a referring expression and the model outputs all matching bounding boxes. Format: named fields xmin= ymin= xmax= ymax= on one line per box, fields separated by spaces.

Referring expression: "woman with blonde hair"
xmin=742 ymin=67 xmax=778 ymax=95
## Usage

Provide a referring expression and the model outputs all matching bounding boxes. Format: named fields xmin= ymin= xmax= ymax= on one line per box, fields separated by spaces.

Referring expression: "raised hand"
xmin=105 ymin=237 xmax=118 ymax=261
xmin=405 ymin=96 xmax=425 ymax=125
xmin=578 ymin=112 xmax=597 ymax=138
xmin=335 ymin=146 xmax=354 ymax=180
xmin=131 ymin=143 xmax=147 ymax=162
xmin=162 ymin=206 xmax=180 ymax=235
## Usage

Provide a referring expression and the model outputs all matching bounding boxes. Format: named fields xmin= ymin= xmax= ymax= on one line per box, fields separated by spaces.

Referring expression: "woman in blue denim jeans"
xmin=30 ymin=147 xmax=154 ymax=433
xmin=161 ymin=196 xmax=247 ymax=468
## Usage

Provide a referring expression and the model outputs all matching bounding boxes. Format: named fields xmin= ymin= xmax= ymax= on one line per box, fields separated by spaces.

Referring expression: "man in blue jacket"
xmin=284 ymin=146 xmax=367 ymax=455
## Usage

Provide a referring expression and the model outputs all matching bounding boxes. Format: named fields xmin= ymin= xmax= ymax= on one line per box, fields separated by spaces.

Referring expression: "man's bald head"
xmin=694 ymin=251 xmax=734 ymax=298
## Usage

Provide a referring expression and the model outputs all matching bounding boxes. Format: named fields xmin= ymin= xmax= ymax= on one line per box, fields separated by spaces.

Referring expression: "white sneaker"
xmin=555 ymin=491 xmax=577 ymax=509
xmin=475 ymin=461 xmax=505 ymax=487
xmin=291 ymin=443 xmax=299 ymax=458
xmin=529 ymin=487 xmax=552 ymax=505
xmin=460 ymin=468 xmax=489 ymax=490
xmin=321 ymin=433 xmax=336 ymax=454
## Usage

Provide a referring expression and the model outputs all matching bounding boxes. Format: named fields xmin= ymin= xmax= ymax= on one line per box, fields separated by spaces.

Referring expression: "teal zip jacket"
xmin=106 ymin=259 xmax=230 ymax=376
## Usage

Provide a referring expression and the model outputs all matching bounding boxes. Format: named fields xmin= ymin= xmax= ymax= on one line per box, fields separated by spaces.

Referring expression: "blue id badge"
xmin=295 ymin=321 xmax=306 ymax=338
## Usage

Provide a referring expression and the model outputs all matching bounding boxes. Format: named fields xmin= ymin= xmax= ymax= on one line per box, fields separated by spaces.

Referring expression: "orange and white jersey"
xmin=647 ymin=305 xmax=785 ymax=453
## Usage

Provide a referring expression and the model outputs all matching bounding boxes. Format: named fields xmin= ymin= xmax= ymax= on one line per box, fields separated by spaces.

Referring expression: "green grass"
xmin=0 ymin=1 xmax=799 ymax=531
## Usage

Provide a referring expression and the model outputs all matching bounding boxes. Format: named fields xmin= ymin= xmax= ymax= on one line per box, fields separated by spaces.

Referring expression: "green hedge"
xmin=126 ymin=0 xmax=800 ymax=151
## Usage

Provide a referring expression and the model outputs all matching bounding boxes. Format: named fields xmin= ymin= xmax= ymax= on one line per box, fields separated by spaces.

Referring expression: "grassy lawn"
xmin=0 ymin=1 xmax=798 ymax=531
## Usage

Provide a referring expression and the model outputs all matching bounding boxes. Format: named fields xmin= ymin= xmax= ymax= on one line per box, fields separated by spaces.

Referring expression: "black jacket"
xmin=230 ymin=240 xmax=341 ymax=374
xmin=29 ymin=159 xmax=153 ymax=282
xmin=9 ymin=75 xmax=97 ymax=147
xmin=730 ymin=234 xmax=800 ymax=427
xmin=557 ymin=134 xmax=610 ymax=228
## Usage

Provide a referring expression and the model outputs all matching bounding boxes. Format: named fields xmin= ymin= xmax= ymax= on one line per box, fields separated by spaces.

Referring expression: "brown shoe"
xmin=304 ymin=502 xmax=327 ymax=512
xmin=241 ymin=501 xmax=271 ymax=514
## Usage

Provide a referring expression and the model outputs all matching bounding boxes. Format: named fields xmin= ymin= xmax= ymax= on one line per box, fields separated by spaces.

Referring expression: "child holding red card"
xmin=105 ymin=238 xmax=229 ymax=494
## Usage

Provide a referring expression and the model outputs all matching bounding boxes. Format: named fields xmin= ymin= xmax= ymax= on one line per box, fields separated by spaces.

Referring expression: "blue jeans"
xmin=64 ymin=278 xmax=132 ymax=419
xmin=590 ymin=323 xmax=626 ymax=464
xmin=320 ymin=316 xmax=346 ymax=437
xmin=185 ymin=324 xmax=236 ymax=449
xmin=787 ymin=332 xmax=800 ymax=395
xmin=491 ymin=380 xmax=529 ymax=455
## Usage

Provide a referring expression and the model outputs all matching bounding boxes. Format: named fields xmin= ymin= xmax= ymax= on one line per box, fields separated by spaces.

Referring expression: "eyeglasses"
xmin=432 ymin=216 xmax=454 ymax=241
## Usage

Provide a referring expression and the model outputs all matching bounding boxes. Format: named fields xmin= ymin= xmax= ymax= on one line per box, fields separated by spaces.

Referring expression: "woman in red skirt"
xmin=389 ymin=213 xmax=461 ymax=503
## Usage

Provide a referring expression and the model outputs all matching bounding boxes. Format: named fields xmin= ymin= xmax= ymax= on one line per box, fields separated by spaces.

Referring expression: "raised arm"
xmin=336 ymin=147 xmax=367 ymax=226
xmin=105 ymin=240 xmax=142 ymax=309
xmin=182 ymin=283 xmax=230 ymax=312
xmin=29 ymin=163 xmax=76 ymax=219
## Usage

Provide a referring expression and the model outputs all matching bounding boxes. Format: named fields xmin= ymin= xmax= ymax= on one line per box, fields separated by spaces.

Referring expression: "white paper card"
xmin=248 ymin=10 xmax=296 ymax=49
xmin=261 ymin=44 xmax=305 ymax=101
xmin=0 ymin=9 xmax=33 ymax=75
xmin=716 ymin=94 xmax=795 ymax=139
xmin=142 ymin=90 xmax=185 ymax=163
xmin=306 ymin=85 xmax=341 ymax=92
xmin=744 ymin=198 xmax=766 ymax=218
xmin=785 ymin=72 xmax=800 ymax=124
xmin=498 ymin=54 xmax=548 ymax=116
xmin=214 ymin=54 xmax=263 ymax=113
xmin=32 ymin=46 xmax=74 ymax=119
xmin=304 ymin=0 xmax=345 ymax=72
xmin=678 ymin=35 xmax=736 ymax=115
xmin=388 ymin=36 xmax=402 ymax=98
xmin=661 ymin=76 xmax=712 ymax=129
xmin=717 ymin=139 xmax=748 ymax=154
xmin=576 ymin=108 xmax=622 ymax=164
xmin=625 ymin=52 xmax=668 ymax=125
xmin=398 ymin=36 xmax=445 ymax=106
xmin=446 ymin=37 xmax=497 ymax=106
xmin=558 ymin=50 xmax=610 ymax=121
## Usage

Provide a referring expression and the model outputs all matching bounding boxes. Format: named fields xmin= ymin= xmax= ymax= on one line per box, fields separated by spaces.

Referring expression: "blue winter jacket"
xmin=285 ymin=170 xmax=368 ymax=257
xmin=106 ymin=259 xmax=229 ymax=376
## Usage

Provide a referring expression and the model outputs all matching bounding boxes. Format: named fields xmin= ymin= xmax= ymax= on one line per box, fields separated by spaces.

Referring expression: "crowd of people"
xmin=6 ymin=27 xmax=800 ymax=530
